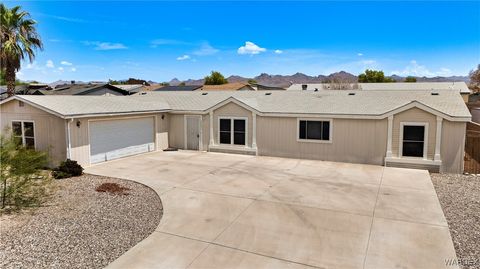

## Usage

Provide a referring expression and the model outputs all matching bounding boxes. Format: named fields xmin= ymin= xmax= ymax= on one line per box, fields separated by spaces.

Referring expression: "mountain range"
xmin=168 ymin=71 xmax=470 ymax=88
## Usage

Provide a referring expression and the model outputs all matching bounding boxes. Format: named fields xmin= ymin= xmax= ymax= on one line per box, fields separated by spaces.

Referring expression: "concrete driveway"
xmin=85 ymin=151 xmax=458 ymax=269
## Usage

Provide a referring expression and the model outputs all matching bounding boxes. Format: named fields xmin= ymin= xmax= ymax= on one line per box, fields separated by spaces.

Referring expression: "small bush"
xmin=1 ymin=134 xmax=52 ymax=211
xmin=96 ymin=183 xmax=130 ymax=195
xmin=52 ymin=159 xmax=83 ymax=179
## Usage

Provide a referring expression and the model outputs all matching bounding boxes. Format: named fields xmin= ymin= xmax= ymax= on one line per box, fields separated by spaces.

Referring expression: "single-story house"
xmin=287 ymin=82 xmax=471 ymax=102
xmin=111 ymin=84 xmax=146 ymax=94
xmin=201 ymin=82 xmax=255 ymax=91
xmin=50 ymin=83 xmax=130 ymax=96
xmin=154 ymin=85 xmax=203 ymax=91
xmin=0 ymin=90 xmax=471 ymax=173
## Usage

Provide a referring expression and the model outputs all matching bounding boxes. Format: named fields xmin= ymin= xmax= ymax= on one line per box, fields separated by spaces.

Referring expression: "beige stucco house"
xmin=0 ymin=90 xmax=471 ymax=173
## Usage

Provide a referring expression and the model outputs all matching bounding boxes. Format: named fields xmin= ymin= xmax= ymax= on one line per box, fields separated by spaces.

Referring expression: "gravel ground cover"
xmin=431 ymin=173 xmax=480 ymax=269
xmin=0 ymin=174 xmax=162 ymax=269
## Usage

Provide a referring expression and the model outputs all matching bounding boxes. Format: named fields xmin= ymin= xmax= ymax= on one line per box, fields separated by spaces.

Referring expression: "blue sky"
xmin=6 ymin=1 xmax=480 ymax=82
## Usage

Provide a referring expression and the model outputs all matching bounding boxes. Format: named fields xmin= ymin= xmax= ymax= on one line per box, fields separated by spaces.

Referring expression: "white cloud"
xmin=274 ymin=49 xmax=283 ymax=54
xmin=390 ymin=60 xmax=451 ymax=77
xmin=357 ymin=53 xmax=363 ymax=56
xmin=176 ymin=55 xmax=191 ymax=61
xmin=237 ymin=41 xmax=266 ymax=55
xmin=361 ymin=60 xmax=376 ymax=65
xmin=46 ymin=60 xmax=54 ymax=68
xmin=61 ymin=61 xmax=73 ymax=66
xmin=83 ymin=41 xmax=127 ymax=50
xmin=71 ymin=67 xmax=76 ymax=72
xmin=150 ymin=39 xmax=190 ymax=48
xmin=193 ymin=42 xmax=219 ymax=56
xmin=58 ymin=67 xmax=64 ymax=71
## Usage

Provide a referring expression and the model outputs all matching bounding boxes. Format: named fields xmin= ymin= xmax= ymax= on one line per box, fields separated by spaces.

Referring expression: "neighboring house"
xmin=50 ymin=83 xmax=130 ymax=96
xmin=287 ymin=82 xmax=471 ymax=102
xmin=112 ymin=84 xmax=146 ymax=94
xmin=202 ymin=82 xmax=255 ymax=91
xmin=0 ymin=85 xmax=52 ymax=100
xmin=0 ymin=90 xmax=470 ymax=173
xmin=253 ymin=84 xmax=286 ymax=91
xmin=154 ymin=85 xmax=203 ymax=91
xmin=467 ymin=92 xmax=480 ymax=124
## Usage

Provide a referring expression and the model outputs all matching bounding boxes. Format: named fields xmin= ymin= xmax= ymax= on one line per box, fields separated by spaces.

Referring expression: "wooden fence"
xmin=464 ymin=122 xmax=480 ymax=174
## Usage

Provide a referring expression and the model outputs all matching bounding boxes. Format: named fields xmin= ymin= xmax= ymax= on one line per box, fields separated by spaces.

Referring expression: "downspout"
xmin=66 ymin=118 xmax=73 ymax=159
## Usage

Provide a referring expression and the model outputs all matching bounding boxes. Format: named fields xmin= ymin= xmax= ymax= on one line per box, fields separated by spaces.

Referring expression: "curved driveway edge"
xmin=85 ymin=151 xmax=459 ymax=269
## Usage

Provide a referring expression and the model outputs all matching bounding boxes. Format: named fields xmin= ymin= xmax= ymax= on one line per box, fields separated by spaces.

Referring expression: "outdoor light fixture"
xmin=161 ymin=114 xmax=165 ymax=120
xmin=76 ymin=120 xmax=81 ymax=127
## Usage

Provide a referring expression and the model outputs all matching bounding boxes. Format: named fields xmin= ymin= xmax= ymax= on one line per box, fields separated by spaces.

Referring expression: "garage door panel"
xmin=89 ymin=117 xmax=155 ymax=164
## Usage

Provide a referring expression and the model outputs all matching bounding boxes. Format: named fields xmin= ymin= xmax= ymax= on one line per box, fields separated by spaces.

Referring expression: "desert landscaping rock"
xmin=0 ymin=174 xmax=163 ymax=269
xmin=431 ymin=173 xmax=480 ymax=269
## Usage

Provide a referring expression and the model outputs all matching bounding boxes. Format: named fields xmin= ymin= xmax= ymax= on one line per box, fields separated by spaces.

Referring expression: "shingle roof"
xmin=287 ymin=82 xmax=471 ymax=94
xmin=201 ymin=83 xmax=254 ymax=91
xmin=52 ymin=84 xmax=129 ymax=95
xmin=154 ymin=85 xmax=203 ymax=91
xmin=2 ymin=90 xmax=471 ymax=120
xmin=134 ymin=90 xmax=470 ymax=119
xmin=12 ymin=95 xmax=170 ymax=118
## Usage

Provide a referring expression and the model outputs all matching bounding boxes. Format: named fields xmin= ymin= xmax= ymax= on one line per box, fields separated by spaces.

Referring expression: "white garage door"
xmin=89 ymin=117 xmax=155 ymax=164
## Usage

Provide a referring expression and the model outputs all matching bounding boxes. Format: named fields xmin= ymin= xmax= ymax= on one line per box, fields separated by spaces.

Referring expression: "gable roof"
xmin=51 ymin=84 xmax=129 ymax=95
xmin=1 ymin=90 xmax=471 ymax=121
xmin=2 ymin=95 xmax=170 ymax=118
xmin=287 ymin=82 xmax=471 ymax=94
xmin=201 ymin=83 xmax=254 ymax=91
xmin=112 ymin=84 xmax=145 ymax=94
xmin=154 ymin=85 xmax=203 ymax=91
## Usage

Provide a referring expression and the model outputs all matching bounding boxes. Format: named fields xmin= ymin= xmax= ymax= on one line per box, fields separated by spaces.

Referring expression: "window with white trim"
xmin=402 ymin=125 xmax=425 ymax=157
xmin=298 ymin=120 xmax=330 ymax=141
xmin=12 ymin=121 xmax=35 ymax=149
xmin=219 ymin=118 xmax=246 ymax=145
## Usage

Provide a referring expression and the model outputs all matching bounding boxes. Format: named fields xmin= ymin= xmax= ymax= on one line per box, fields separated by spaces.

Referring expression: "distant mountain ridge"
xmin=168 ymin=71 xmax=469 ymax=88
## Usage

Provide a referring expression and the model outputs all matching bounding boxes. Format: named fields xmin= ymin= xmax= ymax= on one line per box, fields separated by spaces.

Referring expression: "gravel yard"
xmin=0 ymin=174 xmax=163 ymax=269
xmin=431 ymin=173 xmax=480 ymax=269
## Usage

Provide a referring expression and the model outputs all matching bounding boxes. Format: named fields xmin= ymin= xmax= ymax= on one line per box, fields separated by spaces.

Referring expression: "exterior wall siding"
xmin=392 ymin=107 xmax=436 ymax=159
xmin=0 ymin=100 xmax=67 ymax=166
xmin=441 ymin=121 xmax=466 ymax=173
xmin=212 ymin=102 xmax=253 ymax=148
xmin=256 ymin=117 xmax=388 ymax=165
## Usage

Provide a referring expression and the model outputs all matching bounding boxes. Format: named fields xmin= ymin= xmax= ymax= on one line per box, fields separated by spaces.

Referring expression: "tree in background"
xmin=358 ymin=69 xmax=396 ymax=83
xmin=405 ymin=76 xmax=417 ymax=82
xmin=204 ymin=71 xmax=228 ymax=85
xmin=0 ymin=69 xmax=5 ymax=85
xmin=469 ymin=64 xmax=480 ymax=92
xmin=0 ymin=4 xmax=43 ymax=97
xmin=178 ymin=82 xmax=186 ymax=86
xmin=247 ymin=79 xmax=257 ymax=84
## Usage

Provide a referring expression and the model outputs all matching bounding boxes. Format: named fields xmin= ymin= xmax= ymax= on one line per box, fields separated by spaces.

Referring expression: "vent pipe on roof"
xmin=301 ymin=84 xmax=307 ymax=91
xmin=265 ymin=92 xmax=272 ymax=95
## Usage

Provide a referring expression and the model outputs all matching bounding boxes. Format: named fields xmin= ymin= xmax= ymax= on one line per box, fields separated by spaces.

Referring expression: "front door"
xmin=186 ymin=116 xmax=200 ymax=150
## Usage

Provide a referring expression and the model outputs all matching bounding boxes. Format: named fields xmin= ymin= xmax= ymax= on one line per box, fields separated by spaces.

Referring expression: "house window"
xmin=402 ymin=125 xmax=425 ymax=157
xmin=12 ymin=121 xmax=35 ymax=149
xmin=298 ymin=120 xmax=330 ymax=141
xmin=219 ymin=118 xmax=247 ymax=146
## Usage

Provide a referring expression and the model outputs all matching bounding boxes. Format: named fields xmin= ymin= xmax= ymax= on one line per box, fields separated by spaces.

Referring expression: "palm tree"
xmin=0 ymin=4 xmax=43 ymax=97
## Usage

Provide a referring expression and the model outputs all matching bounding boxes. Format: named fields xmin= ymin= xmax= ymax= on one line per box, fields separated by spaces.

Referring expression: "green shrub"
xmin=52 ymin=159 xmax=83 ymax=179
xmin=1 ymin=134 xmax=52 ymax=211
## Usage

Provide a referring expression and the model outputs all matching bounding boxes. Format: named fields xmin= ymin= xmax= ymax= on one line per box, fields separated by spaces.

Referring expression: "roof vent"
xmin=140 ymin=92 xmax=147 ymax=95
xmin=348 ymin=92 xmax=355 ymax=96
xmin=265 ymin=92 xmax=272 ymax=95
xmin=431 ymin=92 xmax=439 ymax=96
xmin=202 ymin=92 xmax=208 ymax=95
xmin=314 ymin=88 xmax=318 ymax=92
xmin=301 ymin=84 xmax=307 ymax=90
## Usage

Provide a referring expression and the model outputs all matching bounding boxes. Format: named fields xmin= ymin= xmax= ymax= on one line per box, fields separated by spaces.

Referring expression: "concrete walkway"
xmin=85 ymin=151 xmax=458 ymax=269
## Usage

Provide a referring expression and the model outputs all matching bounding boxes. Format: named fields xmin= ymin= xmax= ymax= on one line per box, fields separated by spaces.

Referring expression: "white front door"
xmin=185 ymin=116 xmax=201 ymax=150
xmin=89 ymin=117 xmax=155 ymax=164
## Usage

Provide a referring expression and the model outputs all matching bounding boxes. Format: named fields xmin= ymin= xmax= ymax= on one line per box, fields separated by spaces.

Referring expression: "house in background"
xmin=201 ymin=82 xmax=254 ymax=91
xmin=50 ymin=83 xmax=130 ymax=96
xmin=288 ymin=82 xmax=471 ymax=102
xmin=154 ymin=85 xmax=203 ymax=92
xmin=468 ymin=92 xmax=480 ymax=123
xmin=112 ymin=84 xmax=146 ymax=94
xmin=0 ymin=89 xmax=470 ymax=173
